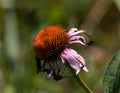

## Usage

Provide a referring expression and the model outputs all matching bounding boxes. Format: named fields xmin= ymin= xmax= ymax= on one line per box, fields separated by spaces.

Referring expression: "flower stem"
xmin=75 ymin=75 xmax=93 ymax=93
xmin=69 ymin=68 xmax=93 ymax=93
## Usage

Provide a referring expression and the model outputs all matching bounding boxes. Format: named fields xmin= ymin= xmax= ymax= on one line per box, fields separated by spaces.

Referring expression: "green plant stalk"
xmin=69 ymin=68 xmax=93 ymax=93
xmin=75 ymin=75 xmax=93 ymax=93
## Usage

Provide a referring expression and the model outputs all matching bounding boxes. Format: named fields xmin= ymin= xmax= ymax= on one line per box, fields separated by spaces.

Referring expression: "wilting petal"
xmin=67 ymin=28 xmax=85 ymax=37
xmin=47 ymin=70 xmax=54 ymax=79
xmin=60 ymin=55 xmax=66 ymax=64
xmin=61 ymin=53 xmax=81 ymax=74
xmin=69 ymin=35 xmax=86 ymax=42
xmin=68 ymin=35 xmax=87 ymax=45
xmin=69 ymin=40 xmax=86 ymax=45
xmin=66 ymin=48 xmax=85 ymax=65
xmin=69 ymin=36 xmax=81 ymax=41
xmin=68 ymin=49 xmax=89 ymax=72
xmin=69 ymin=30 xmax=85 ymax=36
xmin=61 ymin=48 xmax=86 ymax=74
xmin=82 ymin=66 xmax=89 ymax=72
xmin=67 ymin=28 xmax=78 ymax=36
xmin=61 ymin=48 xmax=89 ymax=74
xmin=56 ymin=59 xmax=61 ymax=69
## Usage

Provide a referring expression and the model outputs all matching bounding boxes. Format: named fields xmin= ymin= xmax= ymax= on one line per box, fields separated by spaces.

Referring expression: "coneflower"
xmin=33 ymin=26 xmax=90 ymax=80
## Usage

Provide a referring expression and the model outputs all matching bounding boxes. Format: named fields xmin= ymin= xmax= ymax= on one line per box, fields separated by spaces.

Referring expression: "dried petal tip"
xmin=47 ymin=70 xmax=54 ymax=79
xmin=82 ymin=66 xmax=89 ymax=72
xmin=87 ymin=41 xmax=94 ymax=45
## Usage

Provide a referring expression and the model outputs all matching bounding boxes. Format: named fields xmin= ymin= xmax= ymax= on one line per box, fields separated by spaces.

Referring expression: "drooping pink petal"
xmin=69 ymin=40 xmax=86 ymax=45
xmin=67 ymin=29 xmax=87 ymax=45
xmin=61 ymin=48 xmax=89 ymax=73
xmin=82 ymin=66 xmax=89 ymax=72
xmin=67 ymin=28 xmax=78 ymax=36
xmin=69 ymin=35 xmax=86 ymax=42
xmin=65 ymin=48 xmax=85 ymax=65
xmin=61 ymin=52 xmax=81 ymax=75
xmin=60 ymin=55 xmax=66 ymax=64
xmin=69 ymin=36 xmax=81 ymax=41
xmin=47 ymin=70 xmax=54 ymax=79
xmin=68 ymin=30 xmax=85 ymax=36
xmin=67 ymin=28 xmax=85 ymax=37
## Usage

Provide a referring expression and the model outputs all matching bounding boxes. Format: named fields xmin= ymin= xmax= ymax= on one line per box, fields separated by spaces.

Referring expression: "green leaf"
xmin=115 ymin=0 xmax=120 ymax=11
xmin=103 ymin=49 xmax=120 ymax=93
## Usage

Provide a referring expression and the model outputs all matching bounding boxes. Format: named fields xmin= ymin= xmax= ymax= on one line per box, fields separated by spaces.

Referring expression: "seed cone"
xmin=33 ymin=26 xmax=68 ymax=59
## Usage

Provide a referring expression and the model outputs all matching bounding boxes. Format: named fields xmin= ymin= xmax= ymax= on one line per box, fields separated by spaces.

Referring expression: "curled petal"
xmin=82 ymin=66 xmax=89 ymax=72
xmin=61 ymin=48 xmax=88 ymax=74
xmin=69 ymin=35 xmax=86 ymax=42
xmin=67 ymin=29 xmax=87 ymax=45
xmin=69 ymin=40 xmax=87 ymax=45
xmin=69 ymin=30 xmax=85 ymax=36
xmin=67 ymin=28 xmax=85 ymax=37
xmin=69 ymin=36 xmax=82 ymax=41
xmin=61 ymin=48 xmax=89 ymax=74
xmin=67 ymin=28 xmax=78 ymax=36
xmin=46 ymin=70 xmax=54 ymax=79
xmin=65 ymin=48 xmax=85 ymax=65
xmin=56 ymin=59 xmax=61 ymax=69
xmin=68 ymin=35 xmax=87 ymax=45
xmin=61 ymin=53 xmax=81 ymax=75
xmin=60 ymin=56 xmax=66 ymax=64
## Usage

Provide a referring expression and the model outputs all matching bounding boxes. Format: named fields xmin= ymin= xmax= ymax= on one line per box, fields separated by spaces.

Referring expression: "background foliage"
xmin=0 ymin=0 xmax=120 ymax=93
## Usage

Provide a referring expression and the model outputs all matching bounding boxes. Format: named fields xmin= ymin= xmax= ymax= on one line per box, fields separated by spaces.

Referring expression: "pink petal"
xmin=68 ymin=35 xmax=87 ymax=45
xmin=82 ymin=66 xmax=89 ymax=72
xmin=69 ymin=35 xmax=86 ymax=42
xmin=67 ymin=28 xmax=85 ymax=37
xmin=69 ymin=30 xmax=85 ymax=36
xmin=61 ymin=48 xmax=89 ymax=74
xmin=61 ymin=53 xmax=81 ymax=75
xmin=67 ymin=28 xmax=78 ymax=36
xmin=66 ymin=48 xmax=85 ymax=65
xmin=60 ymin=55 xmax=66 ymax=64
xmin=69 ymin=40 xmax=86 ymax=45
xmin=69 ymin=36 xmax=81 ymax=41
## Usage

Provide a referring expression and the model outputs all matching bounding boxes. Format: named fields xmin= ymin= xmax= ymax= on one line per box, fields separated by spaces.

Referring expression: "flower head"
xmin=33 ymin=26 xmax=89 ymax=80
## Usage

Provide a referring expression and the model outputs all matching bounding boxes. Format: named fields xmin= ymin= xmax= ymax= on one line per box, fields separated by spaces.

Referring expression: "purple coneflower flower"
xmin=33 ymin=26 xmax=89 ymax=80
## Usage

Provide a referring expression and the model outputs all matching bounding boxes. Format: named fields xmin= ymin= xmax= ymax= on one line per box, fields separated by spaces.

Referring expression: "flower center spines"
xmin=33 ymin=26 xmax=68 ymax=59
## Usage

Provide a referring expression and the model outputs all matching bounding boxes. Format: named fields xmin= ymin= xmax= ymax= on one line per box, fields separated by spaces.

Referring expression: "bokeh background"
xmin=0 ymin=0 xmax=120 ymax=93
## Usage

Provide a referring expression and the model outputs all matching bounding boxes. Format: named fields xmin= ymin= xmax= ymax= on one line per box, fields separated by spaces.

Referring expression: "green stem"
xmin=75 ymin=75 xmax=93 ymax=93
xmin=69 ymin=68 xmax=93 ymax=93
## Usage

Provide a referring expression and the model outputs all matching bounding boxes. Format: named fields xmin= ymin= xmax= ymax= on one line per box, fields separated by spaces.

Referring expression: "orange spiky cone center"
xmin=33 ymin=26 xmax=68 ymax=59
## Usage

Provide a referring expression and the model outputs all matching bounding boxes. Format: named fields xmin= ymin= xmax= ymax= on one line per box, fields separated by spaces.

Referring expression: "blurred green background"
xmin=0 ymin=0 xmax=120 ymax=93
